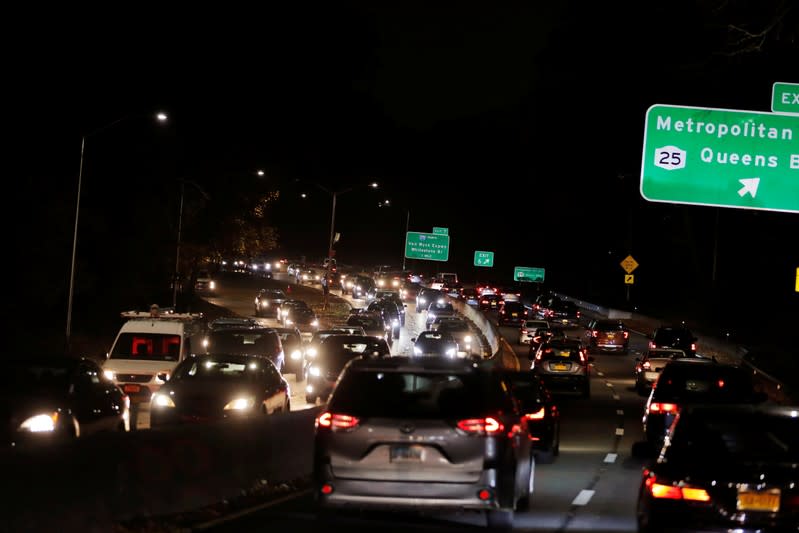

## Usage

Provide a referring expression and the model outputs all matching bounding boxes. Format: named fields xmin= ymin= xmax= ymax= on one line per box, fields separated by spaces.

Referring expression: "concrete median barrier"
xmin=2 ymin=407 xmax=322 ymax=532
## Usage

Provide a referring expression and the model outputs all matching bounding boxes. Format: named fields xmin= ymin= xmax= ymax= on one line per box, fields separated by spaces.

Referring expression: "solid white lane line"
xmin=572 ymin=489 xmax=595 ymax=506
xmin=604 ymin=453 xmax=618 ymax=463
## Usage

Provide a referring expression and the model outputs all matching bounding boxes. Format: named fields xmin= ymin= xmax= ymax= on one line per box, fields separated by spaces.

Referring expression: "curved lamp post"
xmin=65 ymin=111 xmax=168 ymax=352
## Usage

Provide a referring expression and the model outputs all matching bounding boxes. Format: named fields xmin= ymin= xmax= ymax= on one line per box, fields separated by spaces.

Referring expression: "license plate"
xmin=551 ymin=363 xmax=569 ymax=371
xmin=607 ymin=333 xmax=615 ymax=339
xmin=390 ymin=444 xmax=424 ymax=462
xmin=562 ymin=319 xmax=569 ymax=324
xmin=511 ymin=313 xmax=518 ymax=317
xmin=123 ymin=384 xmax=141 ymax=393
xmin=737 ymin=489 xmax=780 ymax=512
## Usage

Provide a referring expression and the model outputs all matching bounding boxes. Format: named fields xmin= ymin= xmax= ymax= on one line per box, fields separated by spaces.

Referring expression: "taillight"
xmin=457 ymin=417 xmax=504 ymax=435
xmin=576 ymin=311 xmax=581 ymax=318
xmin=623 ymin=331 xmax=629 ymax=339
xmin=316 ymin=412 xmax=360 ymax=430
xmin=649 ymin=402 xmax=679 ymax=414
xmin=579 ymin=350 xmax=586 ymax=363
xmin=642 ymin=361 xmax=651 ymax=370
xmin=649 ymin=341 xmax=656 ymax=349
xmin=691 ymin=342 xmax=697 ymax=352
xmin=591 ymin=330 xmax=598 ymax=337
xmin=644 ymin=474 xmax=711 ymax=502
xmin=524 ymin=407 xmax=545 ymax=420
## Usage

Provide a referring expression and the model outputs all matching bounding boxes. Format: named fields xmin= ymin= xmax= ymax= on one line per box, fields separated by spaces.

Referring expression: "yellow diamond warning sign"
xmin=621 ymin=255 xmax=639 ymax=274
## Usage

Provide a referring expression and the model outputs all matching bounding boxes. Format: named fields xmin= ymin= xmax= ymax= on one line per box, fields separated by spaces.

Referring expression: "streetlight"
xmin=65 ymin=111 xmax=168 ymax=352
xmin=305 ymin=181 xmax=378 ymax=260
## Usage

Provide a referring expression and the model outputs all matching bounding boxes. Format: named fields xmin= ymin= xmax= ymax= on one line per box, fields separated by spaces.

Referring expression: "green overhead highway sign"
xmin=405 ymin=231 xmax=450 ymax=262
xmin=474 ymin=251 xmax=494 ymax=267
xmin=514 ymin=266 xmax=545 ymax=283
xmin=641 ymin=104 xmax=799 ymax=214
xmin=772 ymin=82 xmax=799 ymax=115
xmin=433 ymin=227 xmax=448 ymax=235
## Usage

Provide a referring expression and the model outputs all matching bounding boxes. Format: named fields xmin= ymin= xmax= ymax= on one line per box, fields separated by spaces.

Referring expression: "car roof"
xmin=346 ymin=355 xmax=482 ymax=372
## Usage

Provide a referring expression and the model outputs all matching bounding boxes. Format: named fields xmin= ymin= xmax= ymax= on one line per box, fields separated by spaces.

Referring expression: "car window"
xmin=653 ymin=365 xmax=754 ymax=401
xmin=329 ymin=371 xmax=513 ymax=418
xmin=206 ymin=330 xmax=280 ymax=355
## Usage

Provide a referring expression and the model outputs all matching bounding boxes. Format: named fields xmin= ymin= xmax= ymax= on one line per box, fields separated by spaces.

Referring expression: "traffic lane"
xmin=191 ymin=370 xmax=646 ymax=532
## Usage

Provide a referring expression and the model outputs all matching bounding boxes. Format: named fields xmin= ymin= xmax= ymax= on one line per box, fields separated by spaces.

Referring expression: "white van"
xmin=101 ymin=310 xmax=206 ymax=405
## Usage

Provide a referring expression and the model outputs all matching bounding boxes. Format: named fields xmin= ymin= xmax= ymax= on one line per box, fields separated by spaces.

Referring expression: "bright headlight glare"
xmin=413 ymin=347 xmax=422 ymax=355
xmin=309 ymin=366 xmax=321 ymax=377
xmin=291 ymin=349 xmax=303 ymax=360
xmin=19 ymin=412 xmax=58 ymax=432
xmin=152 ymin=393 xmax=175 ymax=408
xmin=311 ymin=319 xmax=319 ymax=327
xmin=224 ymin=397 xmax=255 ymax=410
xmin=392 ymin=319 xmax=399 ymax=326
xmin=464 ymin=335 xmax=472 ymax=343
xmin=209 ymin=281 xmax=216 ymax=289
xmin=285 ymin=319 xmax=293 ymax=325
xmin=307 ymin=348 xmax=317 ymax=358
xmin=103 ymin=370 xmax=116 ymax=381
xmin=419 ymin=298 xmax=426 ymax=304
xmin=446 ymin=348 xmax=456 ymax=357
xmin=202 ymin=338 xmax=209 ymax=348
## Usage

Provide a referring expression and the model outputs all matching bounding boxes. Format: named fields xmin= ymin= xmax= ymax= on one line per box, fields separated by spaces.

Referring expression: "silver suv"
xmin=313 ymin=356 xmax=536 ymax=529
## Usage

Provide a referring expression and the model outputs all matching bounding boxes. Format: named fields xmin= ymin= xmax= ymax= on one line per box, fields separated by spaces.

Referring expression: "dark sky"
xmin=8 ymin=2 xmax=799 ymax=331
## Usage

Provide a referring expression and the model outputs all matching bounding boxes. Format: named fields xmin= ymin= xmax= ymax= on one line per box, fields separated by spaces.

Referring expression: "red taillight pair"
xmin=457 ymin=417 xmax=504 ymax=435
xmin=691 ymin=342 xmax=697 ymax=351
xmin=316 ymin=412 xmax=360 ymax=430
xmin=644 ymin=472 xmax=710 ymax=502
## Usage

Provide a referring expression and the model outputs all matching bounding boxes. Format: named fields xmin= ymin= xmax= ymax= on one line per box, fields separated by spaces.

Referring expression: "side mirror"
xmin=410 ymin=337 xmax=416 ymax=343
xmin=156 ymin=372 xmax=170 ymax=383
xmin=631 ymin=440 xmax=656 ymax=459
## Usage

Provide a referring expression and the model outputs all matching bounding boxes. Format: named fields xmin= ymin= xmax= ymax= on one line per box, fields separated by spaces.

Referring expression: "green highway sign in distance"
xmin=405 ymin=231 xmax=450 ymax=262
xmin=474 ymin=251 xmax=494 ymax=267
xmin=641 ymin=104 xmax=799 ymax=214
xmin=772 ymin=82 xmax=799 ymax=115
xmin=514 ymin=266 xmax=545 ymax=283
xmin=433 ymin=227 xmax=448 ymax=235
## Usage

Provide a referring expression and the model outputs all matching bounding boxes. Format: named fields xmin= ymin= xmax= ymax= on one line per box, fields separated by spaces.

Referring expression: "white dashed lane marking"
xmin=604 ymin=453 xmax=618 ymax=463
xmin=571 ymin=489 xmax=595 ymax=506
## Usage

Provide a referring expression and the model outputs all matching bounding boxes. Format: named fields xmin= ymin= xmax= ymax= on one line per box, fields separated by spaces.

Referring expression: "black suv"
xmin=649 ymin=325 xmax=697 ymax=357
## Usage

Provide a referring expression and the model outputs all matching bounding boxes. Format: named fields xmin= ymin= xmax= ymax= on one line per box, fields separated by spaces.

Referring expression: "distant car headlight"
xmin=151 ymin=393 xmax=175 ymax=408
xmin=377 ymin=279 xmax=385 ymax=287
xmin=445 ymin=348 xmax=456 ymax=357
xmin=392 ymin=319 xmax=399 ymax=326
xmin=265 ymin=264 xmax=271 ymax=270
xmin=282 ymin=309 xmax=289 ymax=316
xmin=311 ymin=319 xmax=319 ymax=327
xmin=303 ymin=274 xmax=309 ymax=280
xmin=413 ymin=347 xmax=422 ymax=355
xmin=209 ymin=281 xmax=216 ymax=290
xmin=418 ymin=298 xmax=427 ymax=305
xmin=202 ymin=338 xmax=210 ymax=348
xmin=428 ymin=312 xmax=436 ymax=320
xmin=437 ymin=298 xmax=445 ymax=304
xmin=19 ymin=412 xmax=59 ymax=432
xmin=306 ymin=347 xmax=318 ymax=358
xmin=309 ymin=366 xmax=321 ymax=377
xmin=392 ymin=280 xmax=399 ymax=287
xmin=285 ymin=319 xmax=293 ymax=325
xmin=291 ymin=349 xmax=303 ymax=360
xmin=103 ymin=370 xmax=116 ymax=381
xmin=224 ymin=397 xmax=255 ymax=411
xmin=464 ymin=335 xmax=472 ymax=343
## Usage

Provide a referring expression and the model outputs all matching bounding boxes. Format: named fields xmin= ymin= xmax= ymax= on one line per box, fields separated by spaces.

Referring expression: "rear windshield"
xmin=329 ymin=370 xmax=514 ymax=418
xmin=667 ymin=411 xmax=799 ymax=464
xmin=653 ymin=365 xmax=755 ymax=402
xmin=206 ymin=330 xmax=280 ymax=356
xmin=596 ymin=322 xmax=625 ymax=332
xmin=110 ymin=333 xmax=182 ymax=361
xmin=654 ymin=328 xmax=693 ymax=344
xmin=539 ymin=343 xmax=582 ymax=361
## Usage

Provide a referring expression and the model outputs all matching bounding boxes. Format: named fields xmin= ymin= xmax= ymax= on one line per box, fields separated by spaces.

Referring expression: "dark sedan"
xmin=149 ymin=353 xmax=290 ymax=427
xmin=502 ymin=370 xmax=561 ymax=464
xmin=634 ymin=404 xmax=799 ymax=532
xmin=3 ymin=355 xmax=129 ymax=448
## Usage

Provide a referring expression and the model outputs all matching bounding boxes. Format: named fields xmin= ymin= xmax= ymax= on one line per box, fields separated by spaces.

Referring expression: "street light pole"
xmin=328 ymin=191 xmax=337 ymax=258
xmin=65 ymin=112 xmax=168 ymax=353
xmin=402 ymin=208 xmax=410 ymax=271
xmin=172 ymin=180 xmax=185 ymax=309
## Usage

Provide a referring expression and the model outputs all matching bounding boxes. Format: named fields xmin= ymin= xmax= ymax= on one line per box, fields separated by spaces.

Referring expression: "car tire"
xmin=516 ymin=455 xmax=535 ymax=510
xmin=486 ymin=509 xmax=514 ymax=530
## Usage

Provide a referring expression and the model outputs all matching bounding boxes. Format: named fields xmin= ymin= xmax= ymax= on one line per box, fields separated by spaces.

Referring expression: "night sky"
xmin=8 ymin=2 xmax=798 ymax=344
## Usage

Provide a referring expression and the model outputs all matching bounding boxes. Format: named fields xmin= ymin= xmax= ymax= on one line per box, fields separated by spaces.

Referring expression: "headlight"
xmin=209 ymin=281 xmax=216 ymax=290
xmin=152 ymin=393 xmax=175 ymax=408
xmin=445 ymin=348 xmax=456 ymax=357
xmin=103 ymin=370 xmax=116 ymax=381
xmin=437 ymin=298 xmax=445 ymax=304
xmin=418 ymin=298 xmax=426 ymax=305
xmin=306 ymin=347 xmax=318 ymax=358
xmin=202 ymin=338 xmax=210 ymax=348
xmin=285 ymin=319 xmax=293 ymax=325
xmin=309 ymin=366 xmax=321 ymax=377
xmin=282 ymin=309 xmax=289 ymax=316
xmin=291 ymin=349 xmax=303 ymax=360
xmin=261 ymin=301 xmax=269 ymax=307
xmin=19 ymin=412 xmax=59 ymax=432
xmin=464 ymin=335 xmax=472 ymax=343
xmin=311 ymin=319 xmax=319 ymax=327
xmin=392 ymin=280 xmax=399 ymax=287
xmin=392 ymin=319 xmax=399 ymax=326
xmin=377 ymin=280 xmax=385 ymax=287
xmin=428 ymin=313 xmax=436 ymax=320
xmin=224 ymin=397 xmax=255 ymax=411
xmin=413 ymin=347 xmax=422 ymax=355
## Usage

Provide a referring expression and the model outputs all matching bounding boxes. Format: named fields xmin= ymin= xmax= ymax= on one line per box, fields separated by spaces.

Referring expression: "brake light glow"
xmin=645 ymin=476 xmax=710 ymax=502
xmin=691 ymin=342 xmax=697 ymax=351
xmin=525 ymin=407 xmax=546 ymax=420
xmin=649 ymin=402 xmax=679 ymax=414
xmin=649 ymin=341 xmax=656 ymax=349
xmin=592 ymin=331 xmax=598 ymax=337
xmin=623 ymin=331 xmax=629 ymax=339
xmin=316 ymin=412 xmax=360 ymax=430
xmin=457 ymin=417 xmax=504 ymax=435
xmin=642 ymin=361 xmax=651 ymax=370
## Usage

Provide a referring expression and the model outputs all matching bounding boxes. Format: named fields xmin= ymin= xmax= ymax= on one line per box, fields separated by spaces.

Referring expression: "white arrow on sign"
xmin=738 ymin=177 xmax=760 ymax=198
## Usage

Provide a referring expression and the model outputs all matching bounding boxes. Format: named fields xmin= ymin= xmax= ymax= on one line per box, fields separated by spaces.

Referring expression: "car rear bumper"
xmin=316 ymin=470 xmax=504 ymax=511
